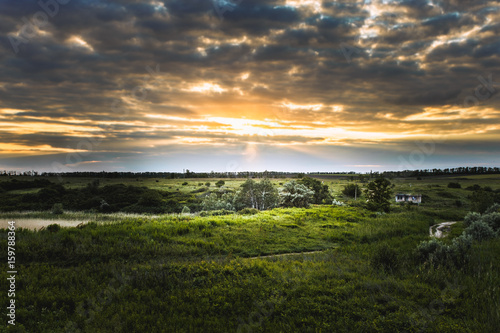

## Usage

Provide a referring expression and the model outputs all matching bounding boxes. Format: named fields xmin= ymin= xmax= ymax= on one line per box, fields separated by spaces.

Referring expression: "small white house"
xmin=395 ymin=193 xmax=422 ymax=204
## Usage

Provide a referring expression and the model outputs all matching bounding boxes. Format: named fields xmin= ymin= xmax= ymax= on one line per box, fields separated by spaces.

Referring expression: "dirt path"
xmin=0 ymin=219 xmax=88 ymax=230
xmin=249 ymin=249 xmax=333 ymax=260
xmin=430 ymin=221 xmax=457 ymax=238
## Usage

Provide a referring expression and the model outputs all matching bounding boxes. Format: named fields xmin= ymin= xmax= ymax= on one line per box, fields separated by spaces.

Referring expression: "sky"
xmin=0 ymin=0 xmax=500 ymax=173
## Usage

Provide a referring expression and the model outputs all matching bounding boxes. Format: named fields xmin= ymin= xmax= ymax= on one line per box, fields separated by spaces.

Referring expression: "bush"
xmin=464 ymin=221 xmax=496 ymax=241
xmin=415 ymin=235 xmax=472 ymax=268
xmin=332 ymin=199 xmax=345 ymax=206
xmin=191 ymin=187 xmax=207 ymax=193
xmin=371 ymin=243 xmax=399 ymax=271
xmin=215 ymin=180 xmax=225 ymax=187
xmin=449 ymin=234 xmax=473 ymax=267
xmin=279 ymin=180 xmax=314 ymax=208
xmin=481 ymin=212 xmax=500 ymax=233
xmin=469 ymin=190 xmax=496 ymax=213
xmin=465 ymin=184 xmax=482 ymax=191
xmin=463 ymin=212 xmax=481 ymax=228
xmin=447 ymin=182 xmax=461 ymax=188
xmin=237 ymin=208 xmax=259 ymax=215
xmin=415 ymin=239 xmax=443 ymax=263
xmin=138 ymin=191 xmax=163 ymax=206
xmin=207 ymin=209 xmax=233 ymax=216
xmin=485 ymin=203 xmax=500 ymax=214
xmin=342 ymin=183 xmax=361 ymax=198
xmin=181 ymin=206 xmax=191 ymax=214
xmin=46 ymin=223 xmax=61 ymax=233
xmin=205 ymin=182 xmax=211 ymax=187
xmin=182 ymin=182 xmax=188 ymax=186
xmin=51 ymin=203 xmax=64 ymax=215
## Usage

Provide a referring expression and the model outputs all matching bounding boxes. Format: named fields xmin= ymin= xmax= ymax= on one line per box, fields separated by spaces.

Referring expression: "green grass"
xmin=1 ymin=204 xmax=499 ymax=332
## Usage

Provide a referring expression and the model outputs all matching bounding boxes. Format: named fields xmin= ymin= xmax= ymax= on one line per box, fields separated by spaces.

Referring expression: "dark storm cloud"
xmin=1 ymin=0 xmax=499 ymax=171
xmin=391 ymin=89 xmax=462 ymax=106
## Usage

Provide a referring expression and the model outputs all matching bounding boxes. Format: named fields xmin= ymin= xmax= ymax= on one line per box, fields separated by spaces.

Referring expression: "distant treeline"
xmin=0 ymin=179 xmax=200 ymax=214
xmin=1 ymin=166 xmax=500 ymax=179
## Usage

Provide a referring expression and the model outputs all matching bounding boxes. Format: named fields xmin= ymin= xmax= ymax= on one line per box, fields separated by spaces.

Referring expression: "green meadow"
xmin=1 ymin=174 xmax=499 ymax=332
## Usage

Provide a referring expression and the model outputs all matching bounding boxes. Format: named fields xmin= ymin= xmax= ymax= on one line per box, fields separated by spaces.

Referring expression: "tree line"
xmin=2 ymin=166 xmax=499 ymax=179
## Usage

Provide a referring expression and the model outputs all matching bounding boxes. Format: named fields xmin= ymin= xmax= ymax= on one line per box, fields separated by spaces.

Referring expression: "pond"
xmin=0 ymin=219 xmax=88 ymax=230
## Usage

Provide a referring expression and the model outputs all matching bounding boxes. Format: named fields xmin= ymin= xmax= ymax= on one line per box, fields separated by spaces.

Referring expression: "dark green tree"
xmin=342 ymin=183 xmax=361 ymax=198
xmin=299 ymin=177 xmax=332 ymax=204
xmin=138 ymin=190 xmax=163 ymax=206
xmin=279 ymin=180 xmax=314 ymax=208
xmin=234 ymin=179 xmax=279 ymax=210
xmin=364 ymin=178 xmax=393 ymax=212
xmin=469 ymin=190 xmax=495 ymax=213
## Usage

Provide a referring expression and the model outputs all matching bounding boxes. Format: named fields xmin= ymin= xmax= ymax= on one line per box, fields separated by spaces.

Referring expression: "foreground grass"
xmin=1 ymin=206 xmax=499 ymax=332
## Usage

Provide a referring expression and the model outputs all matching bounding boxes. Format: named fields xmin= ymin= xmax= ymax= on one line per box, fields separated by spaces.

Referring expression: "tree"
xmin=202 ymin=192 xmax=234 ymax=211
xmin=299 ymin=177 xmax=332 ymax=204
xmin=138 ymin=190 xmax=163 ymax=206
xmin=234 ymin=179 xmax=279 ymax=210
xmin=342 ymin=183 xmax=361 ymax=198
xmin=364 ymin=177 xmax=393 ymax=212
xmin=469 ymin=190 xmax=495 ymax=213
xmin=279 ymin=180 xmax=314 ymax=208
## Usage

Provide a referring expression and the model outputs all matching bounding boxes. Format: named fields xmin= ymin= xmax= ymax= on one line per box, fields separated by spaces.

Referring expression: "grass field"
xmin=1 ymin=175 xmax=499 ymax=332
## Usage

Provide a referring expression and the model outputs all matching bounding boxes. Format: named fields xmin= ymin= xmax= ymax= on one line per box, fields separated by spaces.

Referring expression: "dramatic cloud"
xmin=1 ymin=0 xmax=499 ymax=172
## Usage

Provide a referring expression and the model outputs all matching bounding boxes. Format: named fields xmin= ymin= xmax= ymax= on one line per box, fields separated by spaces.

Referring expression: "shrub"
xmin=182 ymin=182 xmax=188 ymax=186
xmin=208 ymin=209 xmax=233 ymax=216
xmin=215 ymin=180 xmax=225 ymax=187
xmin=447 ymin=182 xmax=461 ymax=189
xmin=279 ymin=180 xmax=314 ymax=208
xmin=465 ymin=184 xmax=481 ymax=191
xmin=469 ymin=190 xmax=496 ymax=213
xmin=485 ymin=203 xmax=500 ymax=214
xmin=51 ymin=203 xmax=64 ymax=215
xmin=332 ymin=199 xmax=345 ymax=206
xmin=191 ymin=187 xmax=207 ymax=193
xmin=299 ymin=177 xmax=332 ymax=204
xmin=371 ymin=243 xmax=399 ymax=271
xmin=342 ymin=183 xmax=361 ymax=198
xmin=415 ymin=239 xmax=443 ymax=263
xmin=202 ymin=193 xmax=235 ymax=211
xmin=481 ymin=212 xmax=500 ymax=233
xmin=464 ymin=220 xmax=495 ymax=241
xmin=449 ymin=234 xmax=473 ymax=267
xmin=238 ymin=208 xmax=259 ymax=215
xmin=46 ymin=223 xmax=61 ymax=233
xmin=463 ymin=212 xmax=481 ymax=228
xmin=138 ymin=191 xmax=163 ymax=206
xmin=181 ymin=206 xmax=191 ymax=214
xmin=205 ymin=182 xmax=211 ymax=187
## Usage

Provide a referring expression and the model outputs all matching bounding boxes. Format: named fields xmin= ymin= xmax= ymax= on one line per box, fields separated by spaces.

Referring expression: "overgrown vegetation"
xmin=1 ymin=203 xmax=499 ymax=332
xmin=1 ymin=174 xmax=500 ymax=331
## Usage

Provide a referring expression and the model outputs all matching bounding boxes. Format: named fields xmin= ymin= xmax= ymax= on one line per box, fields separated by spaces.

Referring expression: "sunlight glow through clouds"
xmin=67 ymin=36 xmax=94 ymax=52
xmin=184 ymin=83 xmax=227 ymax=94
xmin=285 ymin=0 xmax=322 ymax=13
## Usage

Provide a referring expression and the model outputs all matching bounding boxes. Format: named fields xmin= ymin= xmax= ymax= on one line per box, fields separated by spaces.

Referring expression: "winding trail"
xmin=249 ymin=249 xmax=334 ymax=260
xmin=430 ymin=221 xmax=457 ymax=238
